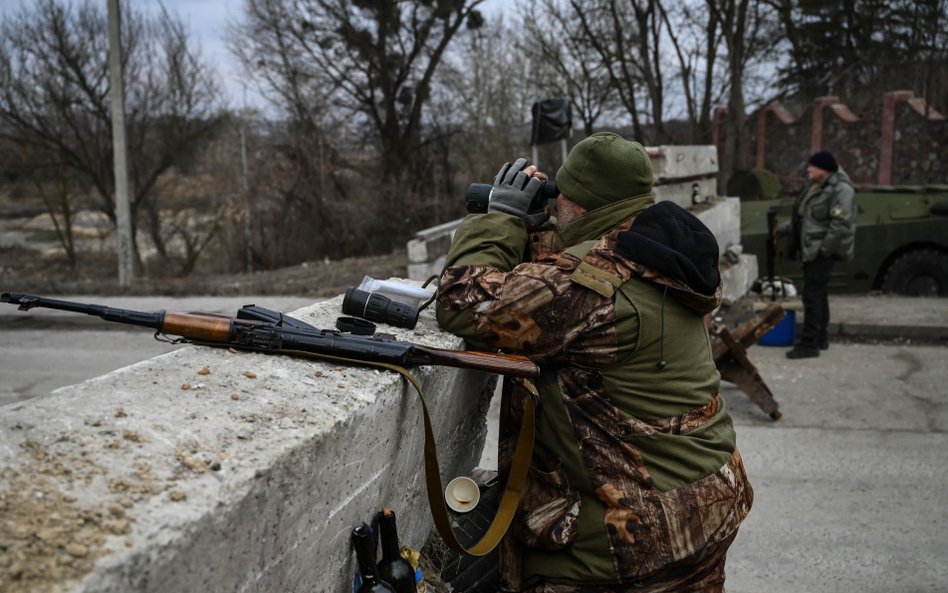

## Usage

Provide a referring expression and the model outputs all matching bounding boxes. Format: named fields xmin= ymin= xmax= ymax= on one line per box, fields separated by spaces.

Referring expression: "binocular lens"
xmin=342 ymin=288 xmax=420 ymax=330
xmin=464 ymin=180 xmax=559 ymax=214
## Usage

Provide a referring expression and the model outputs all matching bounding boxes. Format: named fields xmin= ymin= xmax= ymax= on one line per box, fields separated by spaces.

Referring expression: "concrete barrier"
xmin=648 ymin=145 xmax=720 ymax=210
xmin=692 ymin=196 xmax=741 ymax=255
xmin=406 ymin=145 xmax=755 ymax=300
xmin=407 ymin=219 xmax=463 ymax=283
xmin=0 ymin=295 xmax=495 ymax=593
xmin=648 ymin=145 xmax=719 ymax=182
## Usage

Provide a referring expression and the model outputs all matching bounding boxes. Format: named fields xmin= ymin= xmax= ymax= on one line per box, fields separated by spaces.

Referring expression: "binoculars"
xmin=464 ymin=180 xmax=559 ymax=214
xmin=341 ymin=277 xmax=435 ymax=330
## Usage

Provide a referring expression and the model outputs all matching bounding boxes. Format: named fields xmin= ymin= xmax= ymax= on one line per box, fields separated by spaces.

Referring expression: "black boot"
xmin=786 ymin=346 xmax=820 ymax=359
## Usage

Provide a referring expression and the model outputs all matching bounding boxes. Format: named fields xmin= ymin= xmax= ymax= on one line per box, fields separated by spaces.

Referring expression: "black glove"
xmin=487 ymin=158 xmax=549 ymax=227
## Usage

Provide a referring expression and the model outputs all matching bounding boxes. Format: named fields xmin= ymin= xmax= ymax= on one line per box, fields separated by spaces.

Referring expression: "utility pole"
xmin=240 ymin=123 xmax=252 ymax=272
xmin=240 ymin=84 xmax=253 ymax=273
xmin=107 ymin=0 xmax=135 ymax=286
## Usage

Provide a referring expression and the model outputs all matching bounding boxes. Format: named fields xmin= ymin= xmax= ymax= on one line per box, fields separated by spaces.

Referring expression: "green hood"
xmin=557 ymin=194 xmax=655 ymax=248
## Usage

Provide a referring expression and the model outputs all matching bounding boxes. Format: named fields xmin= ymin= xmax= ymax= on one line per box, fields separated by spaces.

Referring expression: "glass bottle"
xmin=376 ymin=508 xmax=417 ymax=593
xmin=352 ymin=523 xmax=396 ymax=593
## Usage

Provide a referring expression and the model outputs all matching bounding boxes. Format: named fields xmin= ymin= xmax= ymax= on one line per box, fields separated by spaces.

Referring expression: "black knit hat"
xmin=808 ymin=151 xmax=838 ymax=173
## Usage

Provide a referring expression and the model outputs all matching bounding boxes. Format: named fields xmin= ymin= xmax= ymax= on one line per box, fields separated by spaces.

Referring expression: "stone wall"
xmin=890 ymin=100 xmax=948 ymax=185
xmin=740 ymin=91 xmax=947 ymax=194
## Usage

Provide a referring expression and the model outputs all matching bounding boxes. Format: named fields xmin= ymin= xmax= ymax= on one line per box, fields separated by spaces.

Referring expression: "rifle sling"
xmin=216 ymin=344 xmax=536 ymax=557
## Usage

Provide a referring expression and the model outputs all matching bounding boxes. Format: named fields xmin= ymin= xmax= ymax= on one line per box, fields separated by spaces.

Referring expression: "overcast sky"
xmin=0 ymin=0 xmax=504 ymax=111
xmin=147 ymin=0 xmax=252 ymax=108
xmin=0 ymin=0 xmax=249 ymax=107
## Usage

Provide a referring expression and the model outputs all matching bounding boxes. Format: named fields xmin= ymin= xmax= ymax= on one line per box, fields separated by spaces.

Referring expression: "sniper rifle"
xmin=0 ymin=292 xmax=538 ymax=379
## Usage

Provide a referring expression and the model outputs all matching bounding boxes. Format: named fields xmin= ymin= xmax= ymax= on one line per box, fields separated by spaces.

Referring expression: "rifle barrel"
xmin=2 ymin=292 xmax=164 ymax=329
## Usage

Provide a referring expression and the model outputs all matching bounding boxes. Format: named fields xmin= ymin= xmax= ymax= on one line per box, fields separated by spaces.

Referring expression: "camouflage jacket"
xmin=436 ymin=197 xmax=753 ymax=589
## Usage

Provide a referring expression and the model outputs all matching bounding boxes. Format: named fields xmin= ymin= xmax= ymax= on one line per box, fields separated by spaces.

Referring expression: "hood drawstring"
xmin=658 ymin=285 xmax=668 ymax=370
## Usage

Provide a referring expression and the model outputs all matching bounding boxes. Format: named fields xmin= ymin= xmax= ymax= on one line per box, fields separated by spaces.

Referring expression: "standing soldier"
xmin=782 ymin=151 xmax=856 ymax=359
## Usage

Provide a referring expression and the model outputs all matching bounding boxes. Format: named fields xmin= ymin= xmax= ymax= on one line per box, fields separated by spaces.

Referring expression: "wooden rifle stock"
xmin=1 ymin=292 xmax=539 ymax=379
xmin=406 ymin=345 xmax=537 ymax=379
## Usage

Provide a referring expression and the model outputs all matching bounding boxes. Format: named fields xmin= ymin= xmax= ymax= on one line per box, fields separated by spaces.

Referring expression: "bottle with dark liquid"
xmin=376 ymin=508 xmax=418 ymax=593
xmin=352 ymin=523 xmax=396 ymax=593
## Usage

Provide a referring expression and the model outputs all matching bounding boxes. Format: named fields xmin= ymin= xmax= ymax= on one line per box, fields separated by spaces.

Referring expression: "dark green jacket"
xmin=436 ymin=197 xmax=753 ymax=589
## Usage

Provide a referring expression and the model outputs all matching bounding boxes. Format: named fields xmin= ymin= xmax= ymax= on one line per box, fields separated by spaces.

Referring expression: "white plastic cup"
xmin=445 ymin=476 xmax=480 ymax=513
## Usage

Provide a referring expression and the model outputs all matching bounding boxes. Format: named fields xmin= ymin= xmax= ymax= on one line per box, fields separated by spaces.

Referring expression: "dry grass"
xmin=0 ymin=244 xmax=410 ymax=298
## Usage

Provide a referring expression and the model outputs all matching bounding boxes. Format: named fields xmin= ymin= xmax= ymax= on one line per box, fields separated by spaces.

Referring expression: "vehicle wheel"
xmin=881 ymin=249 xmax=948 ymax=296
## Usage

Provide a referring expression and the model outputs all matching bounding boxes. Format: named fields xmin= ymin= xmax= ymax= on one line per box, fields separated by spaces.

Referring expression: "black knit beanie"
xmin=808 ymin=151 xmax=838 ymax=173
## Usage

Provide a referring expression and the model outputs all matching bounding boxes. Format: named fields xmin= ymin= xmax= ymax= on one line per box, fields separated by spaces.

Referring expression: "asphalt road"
xmin=0 ymin=295 xmax=313 ymax=406
xmin=0 ymin=328 xmax=182 ymax=405
xmin=722 ymin=341 xmax=947 ymax=593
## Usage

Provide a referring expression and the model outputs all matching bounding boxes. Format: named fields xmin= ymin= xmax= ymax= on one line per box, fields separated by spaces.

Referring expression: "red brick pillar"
xmin=756 ymin=108 xmax=768 ymax=169
xmin=755 ymin=102 xmax=798 ymax=170
xmin=712 ymin=106 xmax=728 ymax=159
xmin=810 ymin=96 xmax=840 ymax=154
xmin=879 ymin=90 xmax=915 ymax=185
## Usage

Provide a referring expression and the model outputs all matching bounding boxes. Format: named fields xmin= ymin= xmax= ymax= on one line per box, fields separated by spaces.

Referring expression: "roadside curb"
xmin=829 ymin=322 xmax=948 ymax=342
xmin=749 ymin=294 xmax=948 ymax=344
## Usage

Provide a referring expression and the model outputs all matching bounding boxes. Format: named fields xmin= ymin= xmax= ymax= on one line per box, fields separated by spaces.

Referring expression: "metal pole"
xmin=240 ymin=121 xmax=252 ymax=273
xmin=238 ymin=84 xmax=253 ymax=272
xmin=107 ymin=0 xmax=135 ymax=286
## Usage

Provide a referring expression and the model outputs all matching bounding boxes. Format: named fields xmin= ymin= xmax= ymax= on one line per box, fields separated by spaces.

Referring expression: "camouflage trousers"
xmin=520 ymin=531 xmax=738 ymax=593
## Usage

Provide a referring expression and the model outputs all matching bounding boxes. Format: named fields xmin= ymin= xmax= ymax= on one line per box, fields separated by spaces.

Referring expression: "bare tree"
xmin=2 ymin=141 xmax=84 ymax=267
xmin=707 ymin=0 xmax=773 ymax=181
xmin=568 ymin=0 xmax=671 ymax=144
xmin=0 ymin=0 xmax=223 ymax=273
xmin=659 ymin=0 xmax=724 ymax=142
xmin=519 ymin=0 xmax=620 ymax=136
xmin=233 ymin=0 xmax=485 ymax=190
xmin=431 ymin=11 xmax=542 ymax=181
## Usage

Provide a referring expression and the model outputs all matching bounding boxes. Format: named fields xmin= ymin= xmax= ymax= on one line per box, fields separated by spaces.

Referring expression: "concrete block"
xmin=720 ymin=254 xmax=759 ymax=305
xmin=692 ymin=197 xmax=741 ymax=251
xmin=653 ymin=177 xmax=719 ymax=209
xmin=407 ymin=238 xmax=429 ymax=263
xmin=0 ymin=295 xmax=495 ymax=593
xmin=413 ymin=219 xmax=463 ymax=243
xmin=408 ymin=234 xmax=453 ymax=265
xmin=408 ymin=257 xmax=447 ymax=282
xmin=648 ymin=145 xmax=719 ymax=180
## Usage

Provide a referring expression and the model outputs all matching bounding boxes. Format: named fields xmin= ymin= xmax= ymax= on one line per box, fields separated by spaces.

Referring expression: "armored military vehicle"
xmin=734 ymin=169 xmax=948 ymax=296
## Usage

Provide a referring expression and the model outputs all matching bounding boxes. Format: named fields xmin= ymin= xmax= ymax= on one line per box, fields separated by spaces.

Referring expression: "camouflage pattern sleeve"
xmin=437 ymin=259 xmax=616 ymax=363
xmin=437 ymin=215 xmax=618 ymax=364
xmin=436 ymin=212 xmax=528 ymax=349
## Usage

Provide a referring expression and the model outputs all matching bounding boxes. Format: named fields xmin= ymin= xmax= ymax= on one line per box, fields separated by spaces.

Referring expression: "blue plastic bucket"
xmin=758 ymin=310 xmax=796 ymax=346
